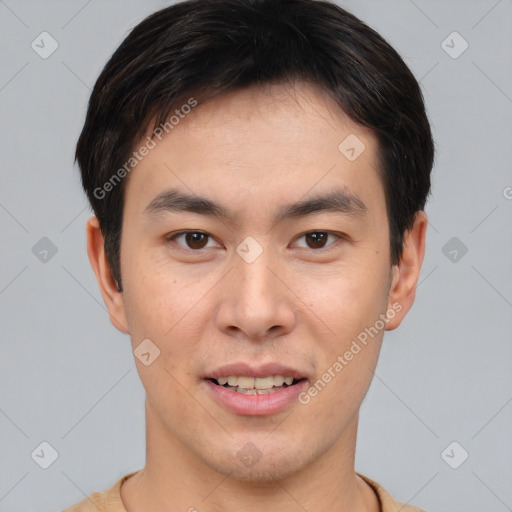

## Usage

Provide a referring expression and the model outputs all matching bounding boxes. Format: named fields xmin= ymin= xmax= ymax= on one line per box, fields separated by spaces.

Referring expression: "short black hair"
xmin=76 ymin=0 xmax=434 ymax=290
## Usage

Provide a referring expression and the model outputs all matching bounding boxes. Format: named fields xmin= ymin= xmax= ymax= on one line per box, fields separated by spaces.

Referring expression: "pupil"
xmin=187 ymin=232 xmax=207 ymax=249
xmin=306 ymin=232 xmax=326 ymax=248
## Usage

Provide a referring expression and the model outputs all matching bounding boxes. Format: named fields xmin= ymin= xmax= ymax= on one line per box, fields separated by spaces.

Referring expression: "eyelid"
xmin=166 ymin=230 xmax=348 ymax=251
xmin=291 ymin=231 xmax=346 ymax=250
xmin=166 ymin=230 xmax=223 ymax=250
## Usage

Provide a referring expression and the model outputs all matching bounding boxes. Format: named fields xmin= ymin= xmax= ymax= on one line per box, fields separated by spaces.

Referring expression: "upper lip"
xmin=207 ymin=362 xmax=307 ymax=380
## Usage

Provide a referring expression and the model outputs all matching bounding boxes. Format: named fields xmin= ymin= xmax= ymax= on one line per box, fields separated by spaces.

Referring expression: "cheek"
xmin=121 ymin=251 xmax=219 ymax=365
xmin=298 ymin=272 xmax=387 ymax=423
xmin=302 ymin=260 xmax=390 ymax=388
xmin=309 ymin=263 xmax=390 ymax=332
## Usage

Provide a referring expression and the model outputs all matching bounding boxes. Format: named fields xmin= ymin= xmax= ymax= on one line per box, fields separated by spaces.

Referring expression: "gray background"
xmin=1 ymin=0 xmax=511 ymax=511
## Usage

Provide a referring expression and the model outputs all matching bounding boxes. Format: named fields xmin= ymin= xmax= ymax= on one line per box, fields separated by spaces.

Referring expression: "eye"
xmin=167 ymin=231 xmax=220 ymax=250
xmin=293 ymin=231 xmax=341 ymax=250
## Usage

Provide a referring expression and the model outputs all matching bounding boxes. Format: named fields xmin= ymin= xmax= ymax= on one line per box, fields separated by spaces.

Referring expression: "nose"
xmin=215 ymin=248 xmax=297 ymax=342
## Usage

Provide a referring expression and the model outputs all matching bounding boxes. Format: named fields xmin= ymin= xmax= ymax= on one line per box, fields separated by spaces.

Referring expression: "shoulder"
xmin=357 ymin=472 xmax=427 ymax=512
xmin=62 ymin=492 xmax=108 ymax=512
xmin=61 ymin=472 xmax=139 ymax=512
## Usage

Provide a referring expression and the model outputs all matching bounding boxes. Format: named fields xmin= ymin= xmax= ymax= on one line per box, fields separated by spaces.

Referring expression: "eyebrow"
xmin=144 ymin=187 xmax=367 ymax=224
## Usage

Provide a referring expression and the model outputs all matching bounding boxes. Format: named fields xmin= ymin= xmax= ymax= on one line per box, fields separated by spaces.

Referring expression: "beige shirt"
xmin=62 ymin=471 xmax=425 ymax=511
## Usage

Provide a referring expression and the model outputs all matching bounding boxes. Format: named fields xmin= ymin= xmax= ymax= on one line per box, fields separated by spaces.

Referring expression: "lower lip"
xmin=204 ymin=379 xmax=309 ymax=416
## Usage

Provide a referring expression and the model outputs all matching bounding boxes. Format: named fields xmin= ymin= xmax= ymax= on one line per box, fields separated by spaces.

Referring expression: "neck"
xmin=120 ymin=402 xmax=379 ymax=512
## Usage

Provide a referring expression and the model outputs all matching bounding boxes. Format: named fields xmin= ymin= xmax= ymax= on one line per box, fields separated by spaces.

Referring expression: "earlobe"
xmin=86 ymin=216 xmax=130 ymax=334
xmin=385 ymin=211 xmax=428 ymax=331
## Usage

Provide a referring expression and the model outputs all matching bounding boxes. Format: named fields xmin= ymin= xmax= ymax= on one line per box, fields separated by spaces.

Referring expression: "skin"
xmin=87 ymin=80 xmax=427 ymax=512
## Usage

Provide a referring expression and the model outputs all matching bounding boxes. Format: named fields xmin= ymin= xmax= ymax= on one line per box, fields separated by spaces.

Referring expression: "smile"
xmin=209 ymin=375 xmax=303 ymax=395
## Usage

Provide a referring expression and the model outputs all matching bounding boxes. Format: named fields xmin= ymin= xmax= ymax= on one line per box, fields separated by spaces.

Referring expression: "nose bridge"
xmin=232 ymin=233 xmax=276 ymax=293
xmin=235 ymin=249 xmax=275 ymax=301
xmin=215 ymin=241 xmax=296 ymax=339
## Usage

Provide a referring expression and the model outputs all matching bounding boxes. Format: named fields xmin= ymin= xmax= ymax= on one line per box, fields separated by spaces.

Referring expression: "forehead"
xmin=172 ymin=81 xmax=373 ymax=144
xmin=124 ymin=81 xmax=385 ymax=224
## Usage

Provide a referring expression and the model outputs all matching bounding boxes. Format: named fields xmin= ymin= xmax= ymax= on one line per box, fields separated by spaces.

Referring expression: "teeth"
xmin=227 ymin=376 xmax=238 ymax=386
xmin=273 ymin=375 xmax=285 ymax=386
xmin=236 ymin=387 xmax=257 ymax=394
xmin=238 ymin=376 xmax=255 ymax=389
xmin=255 ymin=377 xmax=274 ymax=390
xmin=229 ymin=386 xmax=285 ymax=395
xmin=215 ymin=375 xmax=297 ymax=390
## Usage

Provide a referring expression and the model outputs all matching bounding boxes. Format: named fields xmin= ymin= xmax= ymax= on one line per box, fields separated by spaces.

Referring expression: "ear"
xmin=86 ymin=216 xmax=129 ymax=334
xmin=385 ymin=210 xmax=428 ymax=331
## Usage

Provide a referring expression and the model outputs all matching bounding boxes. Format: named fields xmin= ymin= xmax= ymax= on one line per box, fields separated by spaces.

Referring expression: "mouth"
xmin=204 ymin=364 xmax=309 ymax=415
xmin=207 ymin=375 xmax=306 ymax=395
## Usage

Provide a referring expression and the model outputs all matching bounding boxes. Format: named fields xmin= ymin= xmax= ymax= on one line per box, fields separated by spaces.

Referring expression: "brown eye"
xmin=169 ymin=231 xmax=217 ymax=250
xmin=292 ymin=231 xmax=344 ymax=250
xmin=185 ymin=232 xmax=208 ymax=249
xmin=304 ymin=232 xmax=329 ymax=249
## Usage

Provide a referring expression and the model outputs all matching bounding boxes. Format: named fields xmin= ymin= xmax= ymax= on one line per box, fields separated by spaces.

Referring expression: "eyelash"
xmin=166 ymin=230 xmax=346 ymax=252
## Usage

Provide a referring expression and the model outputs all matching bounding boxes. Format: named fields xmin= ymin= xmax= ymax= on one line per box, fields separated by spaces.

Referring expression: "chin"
xmin=205 ymin=443 xmax=317 ymax=483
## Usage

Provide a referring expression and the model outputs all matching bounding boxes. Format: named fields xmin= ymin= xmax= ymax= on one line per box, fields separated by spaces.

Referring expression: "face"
xmin=90 ymin=81 xmax=423 ymax=482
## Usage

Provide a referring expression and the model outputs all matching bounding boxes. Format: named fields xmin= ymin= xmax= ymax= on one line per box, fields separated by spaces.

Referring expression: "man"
xmin=64 ymin=0 xmax=434 ymax=510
